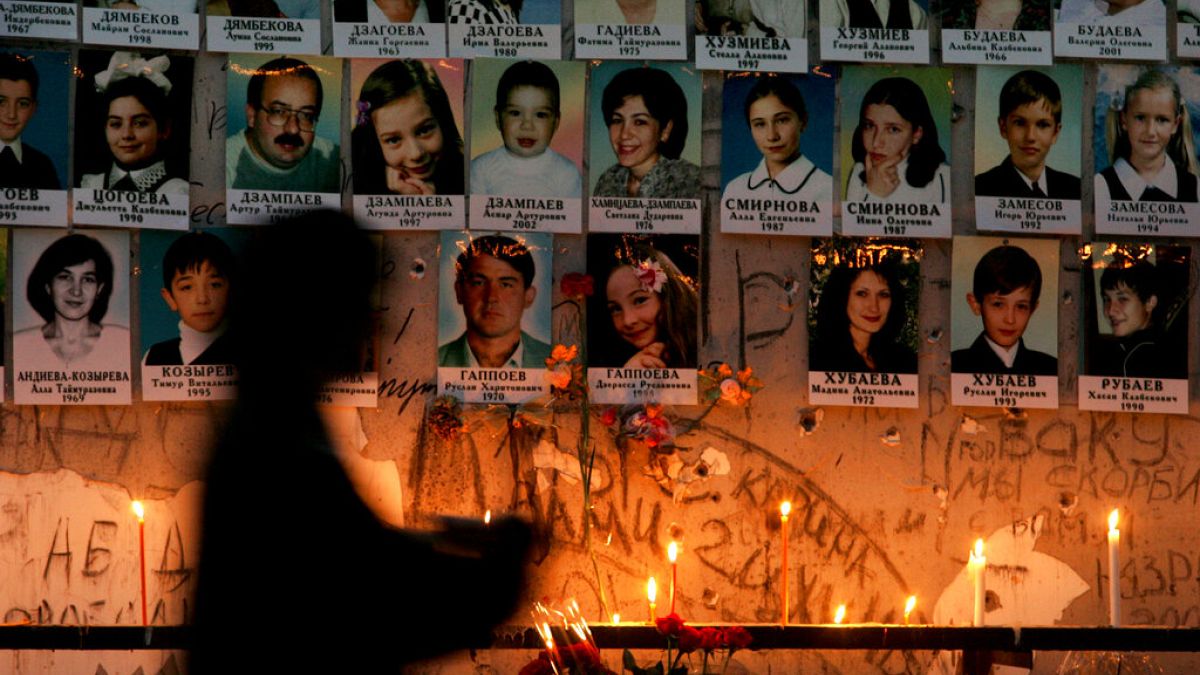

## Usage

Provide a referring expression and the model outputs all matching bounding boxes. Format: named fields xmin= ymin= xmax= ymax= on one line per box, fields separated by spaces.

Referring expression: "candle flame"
xmin=1108 ymin=509 xmax=1119 ymax=532
xmin=667 ymin=541 xmax=678 ymax=563
xmin=131 ymin=501 xmax=145 ymax=523
xmin=904 ymin=595 xmax=916 ymax=617
xmin=483 ymin=510 xmax=491 ymax=525
xmin=612 ymin=613 xmax=620 ymax=624
xmin=780 ymin=501 xmax=792 ymax=517
xmin=647 ymin=577 xmax=657 ymax=603
xmin=834 ymin=605 xmax=846 ymax=624
xmin=973 ymin=539 xmax=984 ymax=560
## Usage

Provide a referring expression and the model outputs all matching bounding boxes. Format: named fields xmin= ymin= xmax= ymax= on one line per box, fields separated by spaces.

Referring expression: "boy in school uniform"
xmin=144 ymin=232 xmax=235 ymax=366
xmin=975 ymin=70 xmax=1080 ymax=200
xmin=0 ymin=53 xmax=60 ymax=190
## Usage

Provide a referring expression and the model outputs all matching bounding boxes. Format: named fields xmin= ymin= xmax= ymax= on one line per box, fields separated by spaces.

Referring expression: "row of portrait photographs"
xmin=1 ymin=227 xmax=381 ymax=406
xmin=7 ymin=0 xmax=1200 ymax=64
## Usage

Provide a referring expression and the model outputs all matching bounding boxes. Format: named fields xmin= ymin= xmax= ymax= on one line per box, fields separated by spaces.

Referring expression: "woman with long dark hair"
xmin=845 ymin=77 xmax=949 ymax=203
xmin=810 ymin=259 xmax=917 ymax=373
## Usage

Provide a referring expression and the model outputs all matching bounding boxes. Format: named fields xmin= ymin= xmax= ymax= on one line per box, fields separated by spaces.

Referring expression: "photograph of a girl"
xmin=335 ymin=0 xmax=444 ymax=21
xmin=75 ymin=51 xmax=189 ymax=194
xmin=13 ymin=232 xmax=129 ymax=371
xmin=588 ymin=233 xmax=699 ymax=369
xmin=447 ymin=0 xmax=518 ymax=22
xmin=809 ymin=242 xmax=919 ymax=374
xmin=942 ymin=0 xmax=1050 ymax=30
xmin=352 ymin=59 xmax=464 ymax=196
xmin=592 ymin=65 xmax=700 ymax=199
xmin=1095 ymin=68 xmax=1199 ymax=204
xmin=206 ymin=0 xmax=321 ymax=18
xmin=844 ymin=75 xmax=950 ymax=203
xmin=721 ymin=75 xmax=832 ymax=204
xmin=1056 ymin=0 xmax=1163 ymax=26
xmin=696 ymin=0 xmax=805 ymax=36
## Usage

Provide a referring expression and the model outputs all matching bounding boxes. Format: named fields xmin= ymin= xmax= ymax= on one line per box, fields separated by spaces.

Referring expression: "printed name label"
xmin=448 ymin=23 xmax=560 ymax=59
xmin=206 ymin=16 xmax=320 ymax=54
xmin=1054 ymin=23 xmax=1165 ymax=60
xmin=1178 ymin=23 xmax=1200 ymax=58
xmin=354 ymin=194 xmax=464 ymax=230
xmin=82 ymin=7 xmax=199 ymax=49
xmin=1078 ymin=375 xmax=1186 ymax=414
xmin=587 ymin=368 xmax=698 ymax=405
xmin=438 ymin=367 xmax=547 ymax=404
xmin=950 ymin=372 xmax=1058 ymax=409
xmin=975 ymin=196 xmax=1082 ymax=235
xmin=16 ymin=368 xmax=131 ymax=405
xmin=0 ymin=1 xmax=78 ymax=40
xmin=577 ymin=23 xmax=686 ymax=60
xmin=470 ymin=195 xmax=581 ymax=233
xmin=318 ymin=372 xmax=378 ymax=408
xmin=0 ymin=188 xmax=67 ymax=227
xmin=74 ymin=190 xmax=188 ymax=230
xmin=1094 ymin=188 xmax=1199 ymax=238
xmin=588 ymin=197 xmax=701 ymax=234
xmin=841 ymin=200 xmax=951 ymax=238
xmin=696 ymin=34 xmax=808 ymax=72
xmin=809 ymin=371 xmax=918 ymax=408
xmin=142 ymin=364 xmax=237 ymax=402
xmin=333 ymin=21 xmax=447 ymax=58
xmin=227 ymin=189 xmax=337 ymax=225
xmin=942 ymin=29 xmax=1052 ymax=65
xmin=820 ymin=27 xmax=929 ymax=63
xmin=721 ymin=197 xmax=831 ymax=236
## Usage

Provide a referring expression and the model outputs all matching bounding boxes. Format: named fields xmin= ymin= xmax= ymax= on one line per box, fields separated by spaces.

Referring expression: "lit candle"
xmin=612 ymin=613 xmax=620 ymax=625
xmin=484 ymin=510 xmax=492 ymax=525
xmin=780 ymin=501 xmax=791 ymax=625
xmin=834 ymin=604 xmax=846 ymax=624
xmin=647 ymin=577 xmax=657 ymax=623
xmin=131 ymin=501 xmax=147 ymax=626
xmin=968 ymin=539 xmax=986 ymax=627
xmin=667 ymin=542 xmax=678 ymax=614
xmin=904 ymin=595 xmax=916 ymax=626
xmin=1108 ymin=509 xmax=1121 ymax=627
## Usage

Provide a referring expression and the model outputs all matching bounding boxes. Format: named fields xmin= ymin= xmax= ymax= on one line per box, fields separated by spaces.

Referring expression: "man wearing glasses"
xmin=226 ymin=57 xmax=340 ymax=193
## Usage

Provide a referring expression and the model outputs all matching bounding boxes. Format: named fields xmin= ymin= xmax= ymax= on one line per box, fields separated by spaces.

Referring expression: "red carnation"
xmin=654 ymin=612 xmax=685 ymax=638
xmin=699 ymin=626 xmax=724 ymax=653
xmin=722 ymin=625 xmax=753 ymax=651
xmin=561 ymin=272 xmax=595 ymax=298
xmin=676 ymin=625 xmax=703 ymax=654
xmin=518 ymin=651 xmax=555 ymax=675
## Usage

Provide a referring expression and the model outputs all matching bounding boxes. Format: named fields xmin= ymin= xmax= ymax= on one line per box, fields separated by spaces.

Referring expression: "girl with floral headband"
xmin=591 ymin=235 xmax=699 ymax=369
xmin=79 ymin=52 xmax=187 ymax=194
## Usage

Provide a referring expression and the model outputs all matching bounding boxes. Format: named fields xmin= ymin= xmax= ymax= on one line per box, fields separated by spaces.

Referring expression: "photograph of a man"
xmin=0 ymin=53 xmax=63 ymax=190
xmin=951 ymin=239 xmax=1058 ymax=376
xmin=976 ymin=69 xmax=1081 ymax=200
xmin=226 ymin=56 xmax=340 ymax=193
xmin=438 ymin=232 xmax=551 ymax=368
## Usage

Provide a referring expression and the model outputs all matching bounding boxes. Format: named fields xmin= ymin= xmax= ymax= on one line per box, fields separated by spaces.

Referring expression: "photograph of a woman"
xmin=351 ymin=58 xmax=464 ymax=196
xmin=587 ymin=233 xmax=699 ymax=369
xmin=578 ymin=0 xmax=683 ymax=24
xmin=590 ymin=64 xmax=701 ymax=199
xmin=74 ymin=51 xmax=189 ymax=194
xmin=942 ymin=0 xmax=1049 ymax=30
xmin=843 ymin=73 xmax=950 ymax=204
xmin=13 ymin=231 xmax=130 ymax=372
xmin=721 ymin=74 xmax=833 ymax=204
xmin=809 ymin=241 xmax=919 ymax=374
xmin=335 ymin=0 xmax=444 ymax=21
xmin=1095 ymin=68 xmax=1199 ymax=204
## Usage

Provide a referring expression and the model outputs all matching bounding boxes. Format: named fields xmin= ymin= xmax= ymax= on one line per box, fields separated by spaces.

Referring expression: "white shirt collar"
xmin=0 ymin=138 xmax=24 ymax=163
xmin=108 ymin=160 xmax=169 ymax=192
xmin=465 ymin=335 xmax=525 ymax=369
xmin=1114 ymin=156 xmax=1178 ymax=200
xmin=747 ymin=155 xmax=818 ymax=194
xmin=1010 ymin=161 xmax=1049 ymax=195
xmin=178 ymin=320 xmax=223 ymax=365
xmin=983 ymin=334 xmax=1020 ymax=369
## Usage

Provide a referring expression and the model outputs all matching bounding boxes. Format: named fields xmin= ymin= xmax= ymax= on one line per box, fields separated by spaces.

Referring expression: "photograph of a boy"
xmin=144 ymin=232 xmax=235 ymax=366
xmin=0 ymin=53 xmax=66 ymax=190
xmin=820 ymin=0 xmax=928 ymax=29
xmin=1084 ymin=247 xmax=1188 ymax=380
xmin=951 ymin=242 xmax=1057 ymax=376
xmin=470 ymin=60 xmax=582 ymax=198
xmin=1095 ymin=67 xmax=1199 ymax=204
xmin=976 ymin=69 xmax=1081 ymax=200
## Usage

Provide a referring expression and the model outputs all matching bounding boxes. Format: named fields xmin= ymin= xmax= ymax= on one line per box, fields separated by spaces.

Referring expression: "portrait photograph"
xmin=12 ymin=228 xmax=132 ymax=404
xmin=84 ymin=1 xmax=199 ymax=10
xmin=1094 ymin=65 xmax=1200 ymax=205
xmin=720 ymin=71 xmax=834 ymax=210
xmin=350 ymin=58 xmax=464 ymax=197
xmin=943 ymin=0 xmax=1049 ymax=30
xmin=1082 ymin=243 xmax=1188 ymax=380
xmin=808 ymin=238 xmax=920 ymax=375
xmin=334 ymin=0 xmax=445 ymax=21
xmin=0 ymin=50 xmax=69 ymax=191
xmin=975 ymin=65 xmax=1082 ymax=200
xmin=206 ymin=0 xmax=321 ymax=18
xmin=586 ymin=232 xmax=700 ymax=370
xmin=840 ymin=66 xmax=952 ymax=205
xmin=446 ymin=0 xmax=560 ymax=23
xmin=73 ymin=50 xmax=191 ymax=195
xmin=226 ymin=53 xmax=342 ymax=194
xmin=820 ymin=0 xmax=929 ymax=28
xmin=578 ymin=0 xmax=684 ymax=24
xmin=1055 ymin=0 xmax=1164 ymax=27
xmin=0 ymin=229 xmax=6 ymax=392
xmin=436 ymin=230 xmax=552 ymax=369
xmin=468 ymin=59 xmax=583 ymax=199
xmin=588 ymin=61 xmax=702 ymax=200
xmin=950 ymin=236 xmax=1058 ymax=377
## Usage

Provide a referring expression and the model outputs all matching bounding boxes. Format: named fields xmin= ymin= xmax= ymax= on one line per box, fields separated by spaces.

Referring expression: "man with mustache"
xmin=226 ymin=57 xmax=339 ymax=193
